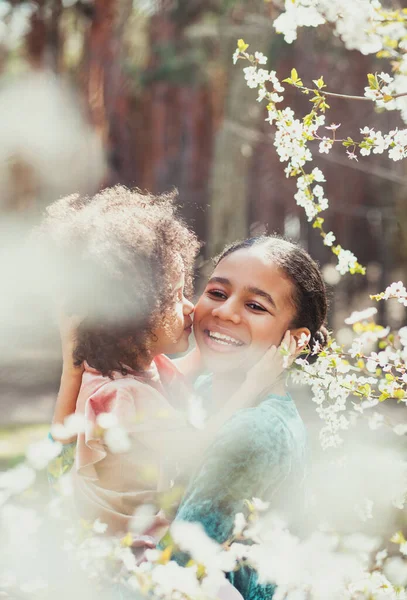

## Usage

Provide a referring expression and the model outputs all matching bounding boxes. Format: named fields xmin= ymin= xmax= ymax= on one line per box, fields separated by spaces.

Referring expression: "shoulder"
xmin=224 ymin=395 xmax=295 ymax=437
xmin=78 ymin=370 xmax=152 ymax=422
xmin=208 ymin=402 xmax=293 ymax=466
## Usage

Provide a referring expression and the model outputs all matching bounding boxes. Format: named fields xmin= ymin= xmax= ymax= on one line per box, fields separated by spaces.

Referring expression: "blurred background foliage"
xmin=0 ymin=0 xmax=407 ymax=437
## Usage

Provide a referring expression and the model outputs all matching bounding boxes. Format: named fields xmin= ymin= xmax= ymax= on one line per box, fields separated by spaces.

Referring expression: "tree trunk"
xmin=82 ymin=0 xmax=133 ymax=184
xmin=207 ymin=14 xmax=273 ymax=257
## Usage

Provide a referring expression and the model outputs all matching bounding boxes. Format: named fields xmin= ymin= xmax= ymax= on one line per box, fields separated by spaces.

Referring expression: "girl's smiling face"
xmin=194 ymin=247 xmax=309 ymax=373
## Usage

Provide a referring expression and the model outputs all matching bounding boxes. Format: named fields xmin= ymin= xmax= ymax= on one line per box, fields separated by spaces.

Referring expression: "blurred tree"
xmin=81 ymin=0 xmax=133 ymax=183
xmin=207 ymin=1 xmax=277 ymax=256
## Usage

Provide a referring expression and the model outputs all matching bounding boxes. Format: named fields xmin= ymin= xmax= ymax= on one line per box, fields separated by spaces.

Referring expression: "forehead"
xmin=213 ymin=247 xmax=295 ymax=308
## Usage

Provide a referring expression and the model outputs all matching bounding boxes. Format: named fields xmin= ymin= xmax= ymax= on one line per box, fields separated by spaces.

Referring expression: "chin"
xmin=171 ymin=338 xmax=190 ymax=354
xmin=199 ymin=348 xmax=247 ymax=375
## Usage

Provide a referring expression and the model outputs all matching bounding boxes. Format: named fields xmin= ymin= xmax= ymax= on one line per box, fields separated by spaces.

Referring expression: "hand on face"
xmin=245 ymin=330 xmax=298 ymax=396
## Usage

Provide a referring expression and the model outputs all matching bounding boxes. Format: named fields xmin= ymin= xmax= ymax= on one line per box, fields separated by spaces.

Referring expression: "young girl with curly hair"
xmin=43 ymin=187 xmax=286 ymax=539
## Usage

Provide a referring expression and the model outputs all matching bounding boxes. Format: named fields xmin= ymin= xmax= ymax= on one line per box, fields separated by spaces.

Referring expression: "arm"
xmin=51 ymin=313 xmax=84 ymax=443
xmin=172 ymin=346 xmax=201 ymax=381
xmin=159 ymin=333 xmax=297 ymax=467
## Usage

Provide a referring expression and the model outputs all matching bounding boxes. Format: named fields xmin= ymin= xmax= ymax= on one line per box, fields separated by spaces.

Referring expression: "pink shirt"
xmin=72 ymin=355 xmax=191 ymax=535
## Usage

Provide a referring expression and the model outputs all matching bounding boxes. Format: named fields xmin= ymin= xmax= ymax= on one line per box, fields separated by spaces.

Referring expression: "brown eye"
xmin=247 ymin=302 xmax=266 ymax=312
xmin=207 ymin=289 xmax=227 ymax=300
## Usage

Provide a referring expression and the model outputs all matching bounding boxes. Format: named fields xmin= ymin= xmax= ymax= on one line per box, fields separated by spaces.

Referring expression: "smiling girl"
xmin=167 ymin=236 xmax=329 ymax=599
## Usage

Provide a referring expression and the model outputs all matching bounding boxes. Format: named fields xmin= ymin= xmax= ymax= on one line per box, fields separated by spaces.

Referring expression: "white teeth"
xmin=208 ymin=331 xmax=242 ymax=346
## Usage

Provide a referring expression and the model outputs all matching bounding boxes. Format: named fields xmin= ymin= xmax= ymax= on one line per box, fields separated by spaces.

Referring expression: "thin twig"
xmin=299 ymin=85 xmax=407 ymax=102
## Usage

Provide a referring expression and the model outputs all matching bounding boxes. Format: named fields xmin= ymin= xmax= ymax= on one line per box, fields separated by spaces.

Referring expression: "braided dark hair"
xmin=215 ymin=236 xmax=329 ymax=356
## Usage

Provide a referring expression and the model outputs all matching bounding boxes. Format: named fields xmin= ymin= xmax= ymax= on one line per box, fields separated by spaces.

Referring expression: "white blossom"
xmin=345 ymin=307 xmax=377 ymax=325
xmin=104 ymin=426 xmax=131 ymax=454
xmin=323 ymin=232 xmax=336 ymax=247
xmin=254 ymin=51 xmax=267 ymax=65
xmin=92 ymin=518 xmax=108 ymax=534
xmin=26 ymin=438 xmax=62 ymax=470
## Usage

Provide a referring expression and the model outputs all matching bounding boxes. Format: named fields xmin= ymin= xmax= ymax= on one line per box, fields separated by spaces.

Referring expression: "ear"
xmin=290 ymin=327 xmax=311 ymax=356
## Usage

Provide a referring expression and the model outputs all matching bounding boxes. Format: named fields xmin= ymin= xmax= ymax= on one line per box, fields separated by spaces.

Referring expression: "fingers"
xmin=281 ymin=330 xmax=290 ymax=349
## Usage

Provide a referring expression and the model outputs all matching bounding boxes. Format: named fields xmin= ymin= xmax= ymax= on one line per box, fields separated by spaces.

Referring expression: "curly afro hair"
xmin=39 ymin=186 xmax=199 ymax=376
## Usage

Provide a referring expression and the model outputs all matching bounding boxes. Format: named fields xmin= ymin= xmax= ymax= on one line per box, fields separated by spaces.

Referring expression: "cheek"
xmin=193 ymin=297 xmax=210 ymax=322
xmin=249 ymin=318 xmax=285 ymax=349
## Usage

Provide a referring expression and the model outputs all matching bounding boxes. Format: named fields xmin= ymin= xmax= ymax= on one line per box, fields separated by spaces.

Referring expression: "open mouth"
xmin=203 ymin=329 xmax=245 ymax=352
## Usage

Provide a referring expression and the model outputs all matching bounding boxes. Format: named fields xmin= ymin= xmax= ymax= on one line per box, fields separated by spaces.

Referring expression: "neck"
xmin=212 ymin=370 xmax=288 ymax=409
xmin=212 ymin=371 xmax=245 ymax=402
xmin=134 ymin=353 xmax=155 ymax=373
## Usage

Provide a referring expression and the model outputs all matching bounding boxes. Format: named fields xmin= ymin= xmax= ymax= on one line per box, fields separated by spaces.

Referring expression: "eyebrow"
xmin=207 ymin=277 xmax=277 ymax=311
xmin=208 ymin=277 xmax=230 ymax=286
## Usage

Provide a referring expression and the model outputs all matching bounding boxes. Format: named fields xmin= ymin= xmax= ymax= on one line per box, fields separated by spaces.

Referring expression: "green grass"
xmin=0 ymin=423 xmax=49 ymax=469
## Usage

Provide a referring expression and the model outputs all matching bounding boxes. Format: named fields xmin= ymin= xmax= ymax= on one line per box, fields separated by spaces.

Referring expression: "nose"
xmin=183 ymin=296 xmax=194 ymax=316
xmin=212 ymin=298 xmax=241 ymax=324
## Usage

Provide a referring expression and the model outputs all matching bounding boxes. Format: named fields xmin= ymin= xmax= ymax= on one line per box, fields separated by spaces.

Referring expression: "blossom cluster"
xmin=272 ymin=1 xmax=407 ymax=124
xmin=289 ymin=294 xmax=407 ymax=453
xmin=2 ymin=447 xmax=407 ymax=600
xmin=233 ymin=41 xmax=364 ymax=275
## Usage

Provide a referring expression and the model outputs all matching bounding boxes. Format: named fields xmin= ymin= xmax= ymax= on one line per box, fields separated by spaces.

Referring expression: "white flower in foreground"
xmin=345 ymin=307 xmax=377 ymax=325
xmin=384 ymin=557 xmax=407 ymax=587
xmin=97 ymin=412 xmax=119 ymax=429
xmin=384 ymin=281 xmax=407 ymax=301
xmin=389 ymin=144 xmax=405 ymax=161
xmin=348 ymin=571 xmax=397 ymax=599
xmin=336 ymin=248 xmax=357 ymax=275
xmin=255 ymin=51 xmax=267 ymax=64
xmin=187 ymin=394 xmax=207 ymax=430
xmin=51 ymin=413 xmax=86 ymax=440
xmin=115 ymin=546 xmax=137 ymax=571
xmin=319 ymin=138 xmax=333 ymax=154
xmin=0 ymin=463 xmax=36 ymax=496
xmin=130 ymin=504 xmax=157 ymax=535
xmin=378 ymin=72 xmax=393 ymax=85
xmin=252 ymin=497 xmax=270 ymax=512
xmin=93 ymin=518 xmax=108 ymax=534
xmin=104 ymin=426 xmax=131 ymax=454
xmin=354 ymin=498 xmax=374 ymax=522
xmin=171 ymin=521 xmax=220 ymax=564
xmin=398 ymin=327 xmax=407 ymax=346
xmin=232 ymin=48 xmax=240 ymax=64
xmin=347 ymin=149 xmax=358 ymax=161
xmin=375 ymin=549 xmax=388 ymax=568
xmin=368 ymin=411 xmax=384 ymax=431
xmin=151 ymin=562 xmax=201 ymax=598
xmin=323 ymin=231 xmax=336 ymax=247
xmin=233 ymin=512 xmax=247 ymax=536
xmin=26 ymin=438 xmax=62 ymax=470
xmin=64 ymin=413 xmax=86 ymax=435
xmin=171 ymin=521 xmax=234 ymax=574
xmin=364 ymin=87 xmax=383 ymax=101
xmin=393 ymin=424 xmax=407 ymax=436
xmin=312 ymin=167 xmax=325 ymax=182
